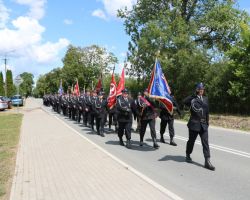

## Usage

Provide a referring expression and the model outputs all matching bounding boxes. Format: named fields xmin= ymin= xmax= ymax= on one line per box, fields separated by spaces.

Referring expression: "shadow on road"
xmin=158 ymin=155 xmax=204 ymax=168
xmin=105 ymin=140 xmax=157 ymax=152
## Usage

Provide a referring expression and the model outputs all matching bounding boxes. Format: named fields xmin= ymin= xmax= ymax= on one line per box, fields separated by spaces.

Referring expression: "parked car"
xmin=11 ymin=95 xmax=24 ymax=106
xmin=3 ymin=96 xmax=12 ymax=109
xmin=0 ymin=96 xmax=8 ymax=111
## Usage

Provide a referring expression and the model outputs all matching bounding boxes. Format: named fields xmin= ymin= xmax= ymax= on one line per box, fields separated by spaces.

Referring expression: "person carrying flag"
xmin=138 ymin=89 xmax=159 ymax=149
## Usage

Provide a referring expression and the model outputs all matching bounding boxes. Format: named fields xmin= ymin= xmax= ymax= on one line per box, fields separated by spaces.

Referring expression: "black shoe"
xmin=139 ymin=141 xmax=143 ymax=146
xmin=205 ymin=158 xmax=215 ymax=171
xmin=126 ymin=140 xmax=132 ymax=149
xmin=160 ymin=137 xmax=165 ymax=143
xmin=119 ymin=139 xmax=125 ymax=146
xmin=170 ymin=139 xmax=177 ymax=146
xmin=153 ymin=142 xmax=159 ymax=149
xmin=100 ymin=132 xmax=105 ymax=137
xmin=186 ymin=154 xmax=192 ymax=163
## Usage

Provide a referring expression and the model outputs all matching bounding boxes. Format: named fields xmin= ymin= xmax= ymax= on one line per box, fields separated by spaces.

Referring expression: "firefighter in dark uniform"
xmin=116 ymin=88 xmax=133 ymax=149
xmin=159 ymin=93 xmax=181 ymax=146
xmin=132 ymin=92 xmax=142 ymax=132
xmin=183 ymin=82 xmax=215 ymax=171
xmin=108 ymin=106 xmax=117 ymax=132
xmin=93 ymin=91 xmax=107 ymax=137
xmin=83 ymin=90 xmax=91 ymax=127
xmin=90 ymin=90 xmax=97 ymax=130
xmin=61 ymin=94 xmax=67 ymax=116
xmin=138 ymin=89 xmax=159 ymax=149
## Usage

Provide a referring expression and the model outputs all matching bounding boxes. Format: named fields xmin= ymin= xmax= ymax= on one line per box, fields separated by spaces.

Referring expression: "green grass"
xmin=0 ymin=114 xmax=23 ymax=200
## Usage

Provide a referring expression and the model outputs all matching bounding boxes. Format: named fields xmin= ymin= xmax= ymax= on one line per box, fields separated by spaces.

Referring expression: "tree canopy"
xmin=118 ymin=0 xmax=249 ymax=114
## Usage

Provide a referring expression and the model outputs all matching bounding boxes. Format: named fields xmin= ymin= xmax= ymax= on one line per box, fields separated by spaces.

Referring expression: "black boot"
xmin=204 ymin=158 xmax=215 ymax=171
xmin=160 ymin=135 xmax=165 ymax=143
xmin=119 ymin=138 xmax=125 ymax=146
xmin=126 ymin=140 xmax=132 ymax=149
xmin=100 ymin=131 xmax=105 ymax=137
xmin=139 ymin=140 xmax=143 ymax=146
xmin=153 ymin=138 xmax=159 ymax=149
xmin=186 ymin=154 xmax=192 ymax=163
xmin=170 ymin=138 xmax=177 ymax=146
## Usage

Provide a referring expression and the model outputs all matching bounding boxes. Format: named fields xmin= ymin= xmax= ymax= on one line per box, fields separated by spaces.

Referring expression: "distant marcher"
xmin=159 ymin=93 xmax=181 ymax=146
xmin=183 ymin=82 xmax=215 ymax=171
xmin=116 ymin=88 xmax=133 ymax=149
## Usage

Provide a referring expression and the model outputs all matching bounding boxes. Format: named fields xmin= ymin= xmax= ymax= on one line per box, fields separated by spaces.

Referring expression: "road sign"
xmin=14 ymin=75 xmax=23 ymax=86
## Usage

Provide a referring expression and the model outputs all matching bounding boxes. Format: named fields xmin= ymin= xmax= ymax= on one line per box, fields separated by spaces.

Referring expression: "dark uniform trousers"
xmin=96 ymin=116 xmax=105 ymax=134
xmin=140 ymin=118 xmax=157 ymax=142
xmin=109 ymin=112 xmax=117 ymax=128
xmin=118 ymin=122 xmax=132 ymax=140
xmin=160 ymin=118 xmax=175 ymax=138
xmin=186 ymin=126 xmax=210 ymax=158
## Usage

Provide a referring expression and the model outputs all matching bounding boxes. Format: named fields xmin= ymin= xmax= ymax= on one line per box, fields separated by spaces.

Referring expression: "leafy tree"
xmin=19 ymin=72 xmax=34 ymax=97
xmin=118 ymin=0 xmax=247 ymax=104
xmin=6 ymin=69 xmax=15 ymax=97
xmin=0 ymin=72 xmax=4 ymax=96
xmin=226 ymin=23 xmax=250 ymax=113
xmin=61 ymin=44 xmax=118 ymax=91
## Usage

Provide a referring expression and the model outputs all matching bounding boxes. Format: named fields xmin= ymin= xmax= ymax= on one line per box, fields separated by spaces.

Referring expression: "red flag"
xmin=116 ymin=68 xmax=125 ymax=96
xmin=74 ymin=80 xmax=80 ymax=96
xmin=95 ymin=78 xmax=102 ymax=93
xmin=108 ymin=73 xmax=117 ymax=108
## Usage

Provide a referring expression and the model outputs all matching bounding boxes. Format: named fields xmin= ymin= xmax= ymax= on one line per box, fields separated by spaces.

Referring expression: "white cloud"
xmin=102 ymin=0 xmax=136 ymax=17
xmin=15 ymin=0 xmax=46 ymax=20
xmin=92 ymin=9 xmax=108 ymax=20
xmin=63 ymin=19 xmax=73 ymax=25
xmin=0 ymin=0 xmax=10 ymax=28
xmin=92 ymin=0 xmax=136 ymax=20
xmin=30 ymin=38 xmax=70 ymax=63
xmin=0 ymin=0 xmax=70 ymax=77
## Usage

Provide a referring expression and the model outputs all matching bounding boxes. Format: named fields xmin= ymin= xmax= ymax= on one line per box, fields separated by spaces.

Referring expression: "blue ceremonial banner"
xmin=148 ymin=59 xmax=173 ymax=114
xmin=58 ymin=79 xmax=63 ymax=95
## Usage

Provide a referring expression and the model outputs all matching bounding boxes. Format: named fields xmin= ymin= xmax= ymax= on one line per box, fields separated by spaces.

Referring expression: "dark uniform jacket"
xmin=139 ymin=96 xmax=158 ymax=121
xmin=116 ymin=96 xmax=133 ymax=123
xmin=93 ymin=98 xmax=108 ymax=118
xmin=183 ymin=95 xmax=209 ymax=132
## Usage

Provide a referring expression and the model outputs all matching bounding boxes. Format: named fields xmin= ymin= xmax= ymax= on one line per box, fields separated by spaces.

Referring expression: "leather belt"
xmin=200 ymin=119 xmax=206 ymax=123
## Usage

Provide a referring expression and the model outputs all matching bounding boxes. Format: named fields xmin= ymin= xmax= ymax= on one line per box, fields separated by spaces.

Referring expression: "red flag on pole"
xmin=108 ymin=73 xmax=117 ymax=108
xmin=74 ymin=79 xmax=80 ymax=96
xmin=116 ymin=68 xmax=125 ymax=96
xmin=95 ymin=78 xmax=102 ymax=93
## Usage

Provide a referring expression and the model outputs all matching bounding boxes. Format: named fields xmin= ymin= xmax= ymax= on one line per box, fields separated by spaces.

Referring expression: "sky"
xmin=0 ymin=0 xmax=249 ymax=82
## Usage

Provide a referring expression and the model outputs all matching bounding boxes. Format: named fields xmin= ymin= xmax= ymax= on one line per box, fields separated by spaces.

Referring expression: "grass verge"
xmin=180 ymin=113 xmax=250 ymax=132
xmin=0 ymin=113 xmax=23 ymax=200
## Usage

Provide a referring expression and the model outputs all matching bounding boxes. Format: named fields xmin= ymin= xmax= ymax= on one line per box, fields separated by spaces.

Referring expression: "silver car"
xmin=0 ymin=96 xmax=8 ymax=111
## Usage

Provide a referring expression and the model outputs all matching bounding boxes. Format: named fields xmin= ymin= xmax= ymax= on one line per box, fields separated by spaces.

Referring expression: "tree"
xmin=6 ymin=69 xmax=15 ymax=97
xmin=61 ymin=44 xmax=118 ymax=91
xmin=19 ymin=72 xmax=34 ymax=97
xmin=118 ymin=0 xmax=247 ymax=104
xmin=226 ymin=23 xmax=250 ymax=113
xmin=0 ymin=72 xmax=4 ymax=96
xmin=33 ymin=75 xmax=47 ymax=97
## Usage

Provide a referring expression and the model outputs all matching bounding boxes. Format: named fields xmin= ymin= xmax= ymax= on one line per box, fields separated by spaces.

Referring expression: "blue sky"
xmin=0 ymin=0 xmax=249 ymax=81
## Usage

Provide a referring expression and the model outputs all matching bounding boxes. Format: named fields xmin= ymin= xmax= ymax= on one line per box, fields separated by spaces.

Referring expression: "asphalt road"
xmin=39 ymin=99 xmax=250 ymax=200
